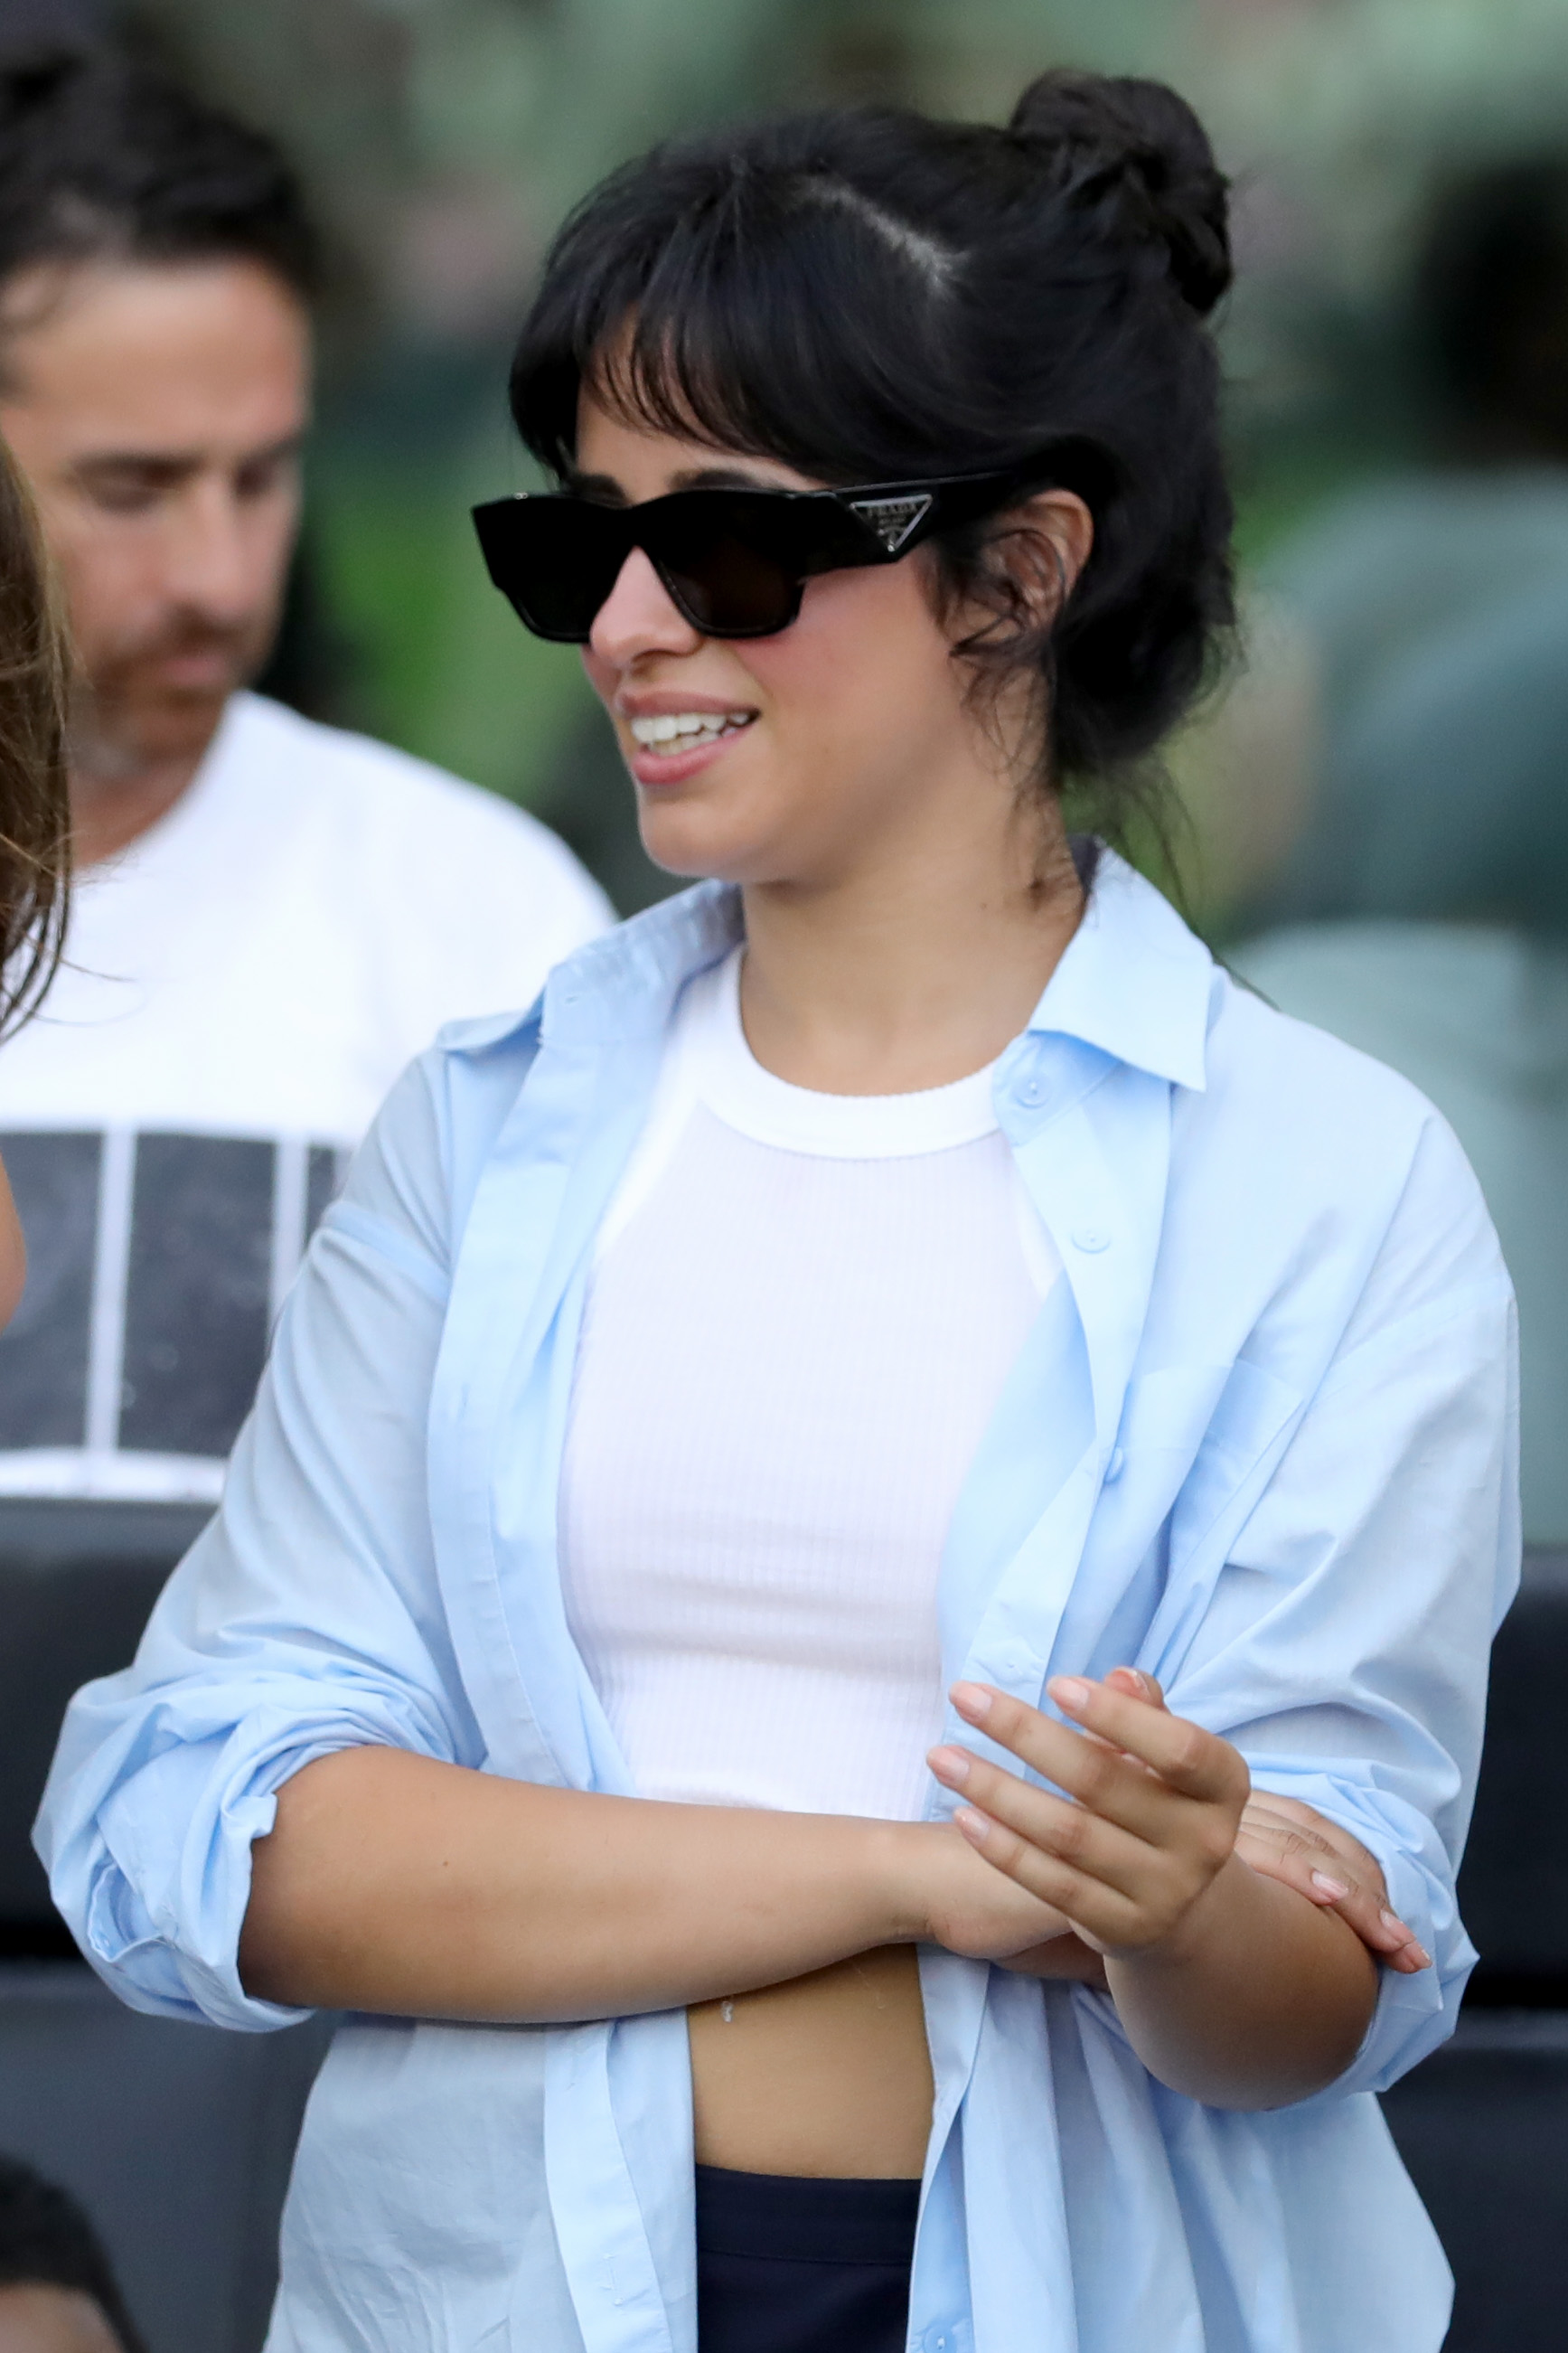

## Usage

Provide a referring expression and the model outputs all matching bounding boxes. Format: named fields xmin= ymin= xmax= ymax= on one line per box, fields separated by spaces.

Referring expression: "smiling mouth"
xmin=628 ymin=710 xmax=756 ymax=752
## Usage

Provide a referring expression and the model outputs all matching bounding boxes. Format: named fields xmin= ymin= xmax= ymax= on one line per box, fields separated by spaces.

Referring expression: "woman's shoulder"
xmin=1207 ymin=962 xmax=1441 ymax=1139
xmin=1193 ymin=967 xmax=1505 ymax=1312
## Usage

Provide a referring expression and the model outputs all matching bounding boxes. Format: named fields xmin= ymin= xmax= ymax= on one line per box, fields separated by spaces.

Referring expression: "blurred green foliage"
xmin=126 ymin=0 xmax=1568 ymax=859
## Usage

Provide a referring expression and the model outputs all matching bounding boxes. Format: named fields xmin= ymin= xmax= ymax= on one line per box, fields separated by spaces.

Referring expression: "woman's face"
xmin=576 ymin=394 xmax=1057 ymax=890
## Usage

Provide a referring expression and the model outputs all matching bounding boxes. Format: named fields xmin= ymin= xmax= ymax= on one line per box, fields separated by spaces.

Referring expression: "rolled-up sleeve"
xmin=35 ymin=1053 xmax=480 ymax=2029
xmin=1162 ymin=1111 xmax=1520 ymax=2096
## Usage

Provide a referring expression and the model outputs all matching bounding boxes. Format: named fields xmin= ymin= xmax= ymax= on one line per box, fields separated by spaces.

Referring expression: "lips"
xmin=630 ymin=709 xmax=753 ymax=751
xmin=623 ymin=709 xmax=757 ymax=787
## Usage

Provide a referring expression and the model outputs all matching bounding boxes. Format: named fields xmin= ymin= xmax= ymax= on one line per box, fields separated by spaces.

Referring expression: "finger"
xmin=952 ymin=1680 xmax=1245 ymax=1815
xmin=1378 ymin=1915 xmax=1433 ymax=1972
xmin=1235 ymin=1823 xmax=1407 ymax=1953
xmin=1232 ymin=1821 xmax=1432 ymax=1971
xmin=938 ymin=1702 xmax=1177 ymax=1844
xmin=1046 ymin=1676 xmax=1249 ymax=1808
xmin=930 ymin=1745 xmax=1163 ymax=1905
xmin=1237 ymin=1797 xmax=1428 ymax=1966
xmin=952 ymin=1803 xmax=1146 ymax=1949
xmin=1104 ymin=1666 xmax=1166 ymax=1709
xmin=1244 ymin=1793 xmax=1385 ymax=1893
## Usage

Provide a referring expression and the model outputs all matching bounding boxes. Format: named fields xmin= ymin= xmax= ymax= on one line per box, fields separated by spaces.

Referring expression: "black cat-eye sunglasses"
xmin=472 ymin=458 xmax=1077 ymax=644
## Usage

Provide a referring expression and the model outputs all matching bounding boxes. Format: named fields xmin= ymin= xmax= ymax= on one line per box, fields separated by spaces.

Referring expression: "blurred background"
xmin=102 ymin=0 xmax=1568 ymax=913
xmin=6 ymin=4 xmax=1568 ymax=2349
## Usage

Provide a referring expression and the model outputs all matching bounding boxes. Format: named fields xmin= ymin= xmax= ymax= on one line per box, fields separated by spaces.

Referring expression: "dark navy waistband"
xmin=693 ymin=2165 xmax=920 ymax=2268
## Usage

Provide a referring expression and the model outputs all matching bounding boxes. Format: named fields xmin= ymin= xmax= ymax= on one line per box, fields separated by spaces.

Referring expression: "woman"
xmin=0 ymin=435 xmax=69 ymax=1316
xmin=42 ymin=71 xmax=1511 ymax=2353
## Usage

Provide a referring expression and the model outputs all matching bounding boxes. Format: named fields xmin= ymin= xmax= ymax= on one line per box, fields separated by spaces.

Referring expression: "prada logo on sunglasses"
xmin=846 ymin=494 xmax=934 ymax=553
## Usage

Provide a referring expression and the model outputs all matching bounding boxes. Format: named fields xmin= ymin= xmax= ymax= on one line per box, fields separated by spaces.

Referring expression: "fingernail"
xmin=1310 ymin=1871 xmax=1349 ymax=1901
xmin=951 ymin=1682 xmax=992 ymax=1718
xmin=1050 ymin=1676 xmax=1092 ymax=1711
xmin=928 ymin=1746 xmax=971 ymax=1784
xmin=1381 ymin=1909 xmax=1413 ymax=1938
xmin=1408 ymin=1942 xmax=1432 ymax=1970
xmin=953 ymin=1807 xmax=991 ymax=1845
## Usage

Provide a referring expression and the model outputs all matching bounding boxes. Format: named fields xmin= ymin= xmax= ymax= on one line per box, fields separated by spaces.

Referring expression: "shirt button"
xmin=1104 ymin=1445 xmax=1125 ymax=1482
xmin=1072 ymin=1226 xmax=1110 ymax=1252
xmin=1015 ymin=1075 xmax=1046 ymax=1106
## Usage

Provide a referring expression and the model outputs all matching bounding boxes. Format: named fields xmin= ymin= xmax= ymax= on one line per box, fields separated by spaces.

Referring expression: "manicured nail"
xmin=1380 ymin=1909 xmax=1414 ymax=1939
xmin=928 ymin=1746 xmax=971 ymax=1784
xmin=1050 ymin=1677 xmax=1092 ymax=1712
xmin=1407 ymin=1942 xmax=1432 ymax=1969
xmin=954 ymin=1807 xmax=991 ymax=1845
xmin=951 ymin=1682 xmax=992 ymax=1718
xmin=1310 ymin=1871 xmax=1349 ymax=1901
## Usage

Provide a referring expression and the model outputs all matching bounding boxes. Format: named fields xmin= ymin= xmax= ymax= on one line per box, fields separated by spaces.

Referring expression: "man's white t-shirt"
xmin=0 ymin=690 xmax=613 ymax=1501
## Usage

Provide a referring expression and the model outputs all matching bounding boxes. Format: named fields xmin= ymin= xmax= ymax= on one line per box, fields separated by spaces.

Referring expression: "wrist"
xmin=867 ymin=1819 xmax=943 ymax=1944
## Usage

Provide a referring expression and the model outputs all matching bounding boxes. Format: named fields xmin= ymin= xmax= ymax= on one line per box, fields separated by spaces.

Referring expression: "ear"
xmin=991 ymin=488 xmax=1094 ymax=631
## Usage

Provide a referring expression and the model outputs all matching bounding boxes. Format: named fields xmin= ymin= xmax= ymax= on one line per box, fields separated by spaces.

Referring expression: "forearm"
xmin=1106 ymin=1853 xmax=1378 ymax=2109
xmin=239 ymin=1745 xmax=921 ymax=2021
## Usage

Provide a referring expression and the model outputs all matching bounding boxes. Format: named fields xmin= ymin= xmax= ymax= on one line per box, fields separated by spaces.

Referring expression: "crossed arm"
xmin=241 ymin=1666 xmax=1420 ymax=2112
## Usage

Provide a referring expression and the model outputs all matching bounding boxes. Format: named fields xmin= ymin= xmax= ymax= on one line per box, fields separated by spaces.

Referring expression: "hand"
xmin=905 ymin=1817 xmax=1080 ymax=1966
xmin=1236 ymin=1790 xmax=1430 ymax=1972
xmin=1097 ymin=1670 xmax=1430 ymax=1973
xmin=927 ymin=1674 xmax=1250 ymax=1959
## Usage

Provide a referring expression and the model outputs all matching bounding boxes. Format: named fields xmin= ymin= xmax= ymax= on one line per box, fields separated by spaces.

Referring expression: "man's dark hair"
xmin=0 ymin=2154 xmax=144 ymax=2351
xmin=0 ymin=41 xmax=317 ymax=300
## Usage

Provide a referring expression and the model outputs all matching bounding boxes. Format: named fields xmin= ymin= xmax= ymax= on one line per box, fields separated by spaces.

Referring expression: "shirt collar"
xmin=1024 ymin=848 xmax=1213 ymax=1092
xmin=484 ymin=852 xmax=1212 ymax=1091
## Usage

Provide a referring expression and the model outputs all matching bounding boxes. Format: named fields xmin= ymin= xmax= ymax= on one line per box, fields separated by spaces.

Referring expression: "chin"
xmin=110 ymin=684 xmax=237 ymax=768
xmin=636 ymin=802 xmax=779 ymax=886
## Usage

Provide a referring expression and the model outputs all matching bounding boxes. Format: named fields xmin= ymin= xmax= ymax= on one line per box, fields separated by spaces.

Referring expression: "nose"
xmin=589 ymin=546 xmax=703 ymax=667
xmin=163 ymin=475 xmax=272 ymax=624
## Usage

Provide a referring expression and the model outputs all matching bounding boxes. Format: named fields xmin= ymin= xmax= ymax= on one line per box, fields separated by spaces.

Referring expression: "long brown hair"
xmin=0 ymin=434 xmax=67 ymax=1037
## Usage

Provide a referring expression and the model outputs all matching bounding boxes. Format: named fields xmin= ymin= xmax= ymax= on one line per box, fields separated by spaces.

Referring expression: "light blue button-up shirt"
xmin=37 ymin=853 xmax=1518 ymax=2353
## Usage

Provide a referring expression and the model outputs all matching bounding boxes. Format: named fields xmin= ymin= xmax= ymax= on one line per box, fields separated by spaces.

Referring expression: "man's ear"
xmin=991 ymin=488 xmax=1094 ymax=633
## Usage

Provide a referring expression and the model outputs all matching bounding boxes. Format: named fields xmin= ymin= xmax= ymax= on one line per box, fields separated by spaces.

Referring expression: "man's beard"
xmin=73 ymin=613 xmax=275 ymax=776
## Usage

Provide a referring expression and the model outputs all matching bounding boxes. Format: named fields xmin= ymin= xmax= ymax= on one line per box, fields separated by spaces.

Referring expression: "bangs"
xmin=511 ymin=140 xmax=989 ymax=487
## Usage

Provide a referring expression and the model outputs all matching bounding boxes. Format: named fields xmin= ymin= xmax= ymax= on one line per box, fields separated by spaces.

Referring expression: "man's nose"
xmin=161 ymin=478 xmax=271 ymax=621
xmin=589 ymin=547 xmax=704 ymax=666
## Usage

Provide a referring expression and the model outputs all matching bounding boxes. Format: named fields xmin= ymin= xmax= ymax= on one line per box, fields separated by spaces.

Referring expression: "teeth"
xmin=629 ymin=711 xmax=752 ymax=748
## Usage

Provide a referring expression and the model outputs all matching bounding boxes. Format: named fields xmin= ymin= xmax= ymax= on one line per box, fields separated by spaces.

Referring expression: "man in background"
xmin=0 ymin=45 xmax=611 ymax=1503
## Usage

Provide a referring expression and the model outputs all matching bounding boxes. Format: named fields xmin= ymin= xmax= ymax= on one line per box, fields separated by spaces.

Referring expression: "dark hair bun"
xmin=1009 ymin=68 xmax=1232 ymax=319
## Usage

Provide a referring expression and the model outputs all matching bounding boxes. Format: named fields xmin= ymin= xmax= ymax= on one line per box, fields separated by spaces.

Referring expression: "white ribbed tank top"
xmin=558 ymin=948 xmax=1061 ymax=1821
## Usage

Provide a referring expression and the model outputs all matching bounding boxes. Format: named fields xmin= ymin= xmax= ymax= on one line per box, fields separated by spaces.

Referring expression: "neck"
xmin=67 ymin=711 xmax=219 ymax=867
xmin=737 ymin=800 xmax=1084 ymax=1096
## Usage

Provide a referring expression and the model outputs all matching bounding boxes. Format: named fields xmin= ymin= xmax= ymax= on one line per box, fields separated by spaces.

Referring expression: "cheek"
xmin=580 ymin=645 xmax=617 ymax=708
xmin=246 ymin=500 xmax=298 ymax=599
xmin=744 ymin=566 xmax=959 ymax=744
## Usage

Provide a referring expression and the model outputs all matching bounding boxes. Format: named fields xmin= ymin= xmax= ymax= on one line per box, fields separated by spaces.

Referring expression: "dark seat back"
xmin=0 ymin=1498 xmax=211 ymax=1943
xmin=0 ymin=1497 xmax=328 ymax=2353
xmin=1456 ymin=1544 xmax=1568 ymax=1995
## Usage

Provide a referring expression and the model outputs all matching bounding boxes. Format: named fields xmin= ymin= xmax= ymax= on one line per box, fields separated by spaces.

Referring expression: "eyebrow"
xmin=566 ymin=461 xmax=797 ymax=504
xmin=70 ymin=431 xmax=305 ymax=485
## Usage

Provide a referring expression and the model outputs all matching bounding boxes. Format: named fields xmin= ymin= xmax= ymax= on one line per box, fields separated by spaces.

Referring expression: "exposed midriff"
xmin=688 ymin=1943 xmax=934 ymax=2179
